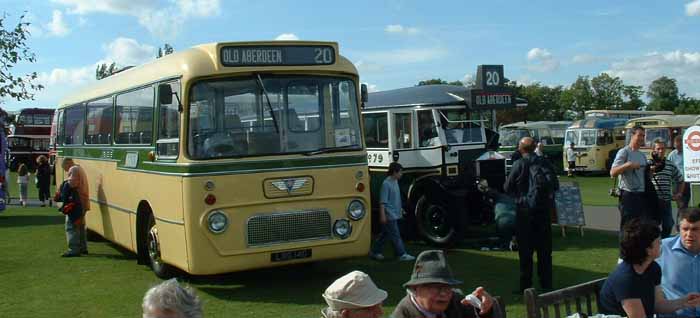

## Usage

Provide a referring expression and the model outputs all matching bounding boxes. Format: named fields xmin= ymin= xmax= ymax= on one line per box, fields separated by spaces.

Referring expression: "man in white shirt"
xmin=566 ymin=142 xmax=577 ymax=177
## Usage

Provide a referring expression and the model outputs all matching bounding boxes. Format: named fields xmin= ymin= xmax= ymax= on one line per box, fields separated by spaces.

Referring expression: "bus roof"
xmin=625 ymin=114 xmax=700 ymax=128
xmin=500 ymin=121 xmax=572 ymax=129
xmin=58 ymin=41 xmax=357 ymax=108
xmin=364 ymin=84 xmax=527 ymax=110
xmin=568 ymin=118 xmax=628 ymax=129
xmin=585 ymin=109 xmax=673 ymax=117
xmin=18 ymin=108 xmax=55 ymax=115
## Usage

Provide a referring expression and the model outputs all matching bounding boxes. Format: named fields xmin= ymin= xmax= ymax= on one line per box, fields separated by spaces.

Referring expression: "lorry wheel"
xmin=145 ymin=213 xmax=175 ymax=278
xmin=415 ymin=195 xmax=457 ymax=246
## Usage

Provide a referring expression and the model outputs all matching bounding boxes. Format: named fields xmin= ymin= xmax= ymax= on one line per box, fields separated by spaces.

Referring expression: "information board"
xmin=555 ymin=182 xmax=585 ymax=226
xmin=683 ymin=125 xmax=700 ymax=183
xmin=220 ymin=45 xmax=336 ymax=67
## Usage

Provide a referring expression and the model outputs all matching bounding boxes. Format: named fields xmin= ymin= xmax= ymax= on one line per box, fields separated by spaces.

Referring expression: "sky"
xmin=2 ymin=0 xmax=700 ymax=111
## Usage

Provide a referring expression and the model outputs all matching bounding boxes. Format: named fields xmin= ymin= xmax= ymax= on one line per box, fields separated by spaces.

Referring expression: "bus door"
xmin=389 ymin=111 xmax=418 ymax=167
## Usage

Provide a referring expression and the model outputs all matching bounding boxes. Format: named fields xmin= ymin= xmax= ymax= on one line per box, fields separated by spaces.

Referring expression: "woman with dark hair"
xmin=599 ymin=219 xmax=700 ymax=318
xmin=35 ymin=155 xmax=52 ymax=207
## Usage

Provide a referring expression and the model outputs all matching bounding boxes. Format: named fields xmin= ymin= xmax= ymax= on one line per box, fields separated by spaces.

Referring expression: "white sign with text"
xmin=682 ymin=126 xmax=700 ymax=182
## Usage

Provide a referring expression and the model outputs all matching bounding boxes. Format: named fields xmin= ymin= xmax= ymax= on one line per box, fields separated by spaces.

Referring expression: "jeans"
xmin=65 ymin=216 xmax=87 ymax=254
xmin=659 ymin=199 xmax=674 ymax=239
xmin=371 ymin=219 xmax=407 ymax=256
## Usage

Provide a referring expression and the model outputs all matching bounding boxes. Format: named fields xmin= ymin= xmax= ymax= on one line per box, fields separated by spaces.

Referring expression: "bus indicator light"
xmin=205 ymin=194 xmax=216 ymax=205
xmin=355 ymin=182 xmax=365 ymax=192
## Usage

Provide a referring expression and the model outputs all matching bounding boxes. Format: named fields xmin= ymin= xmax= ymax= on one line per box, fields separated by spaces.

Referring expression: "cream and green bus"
xmin=624 ymin=114 xmax=700 ymax=158
xmin=563 ymin=118 xmax=627 ymax=174
xmin=52 ymin=41 xmax=370 ymax=277
xmin=585 ymin=109 xmax=673 ymax=120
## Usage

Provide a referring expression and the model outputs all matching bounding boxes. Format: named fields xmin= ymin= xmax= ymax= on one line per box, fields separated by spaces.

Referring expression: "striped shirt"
xmin=650 ymin=160 xmax=683 ymax=201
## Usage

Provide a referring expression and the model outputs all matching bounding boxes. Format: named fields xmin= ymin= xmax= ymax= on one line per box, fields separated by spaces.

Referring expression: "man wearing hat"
xmin=393 ymin=250 xmax=496 ymax=318
xmin=322 ymin=270 xmax=387 ymax=318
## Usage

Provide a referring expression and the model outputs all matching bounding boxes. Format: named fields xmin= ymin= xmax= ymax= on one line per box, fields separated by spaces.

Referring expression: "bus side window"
xmin=363 ymin=113 xmax=388 ymax=148
xmin=393 ymin=113 xmax=413 ymax=149
xmin=157 ymin=82 xmax=181 ymax=158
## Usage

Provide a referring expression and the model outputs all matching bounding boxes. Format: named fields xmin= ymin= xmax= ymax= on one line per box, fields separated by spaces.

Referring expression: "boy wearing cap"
xmin=393 ymin=250 xmax=496 ymax=318
xmin=321 ymin=270 xmax=387 ymax=318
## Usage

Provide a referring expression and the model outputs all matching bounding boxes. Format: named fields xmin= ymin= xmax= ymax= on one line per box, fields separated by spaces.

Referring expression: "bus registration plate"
xmin=271 ymin=249 xmax=312 ymax=262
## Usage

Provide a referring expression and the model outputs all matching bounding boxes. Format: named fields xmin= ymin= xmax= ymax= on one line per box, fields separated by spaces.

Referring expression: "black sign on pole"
xmin=475 ymin=65 xmax=505 ymax=91
xmin=469 ymin=65 xmax=515 ymax=110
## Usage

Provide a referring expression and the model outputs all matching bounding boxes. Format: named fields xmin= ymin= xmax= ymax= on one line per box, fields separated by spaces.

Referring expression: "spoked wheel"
xmin=146 ymin=214 xmax=174 ymax=278
xmin=415 ymin=195 xmax=459 ymax=246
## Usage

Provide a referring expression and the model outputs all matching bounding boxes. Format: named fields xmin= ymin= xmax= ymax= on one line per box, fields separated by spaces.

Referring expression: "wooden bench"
xmin=524 ymin=278 xmax=606 ymax=318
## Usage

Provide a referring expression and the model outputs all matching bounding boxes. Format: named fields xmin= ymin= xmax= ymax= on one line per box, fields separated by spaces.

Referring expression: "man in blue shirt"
xmin=370 ymin=162 xmax=415 ymax=261
xmin=656 ymin=208 xmax=700 ymax=317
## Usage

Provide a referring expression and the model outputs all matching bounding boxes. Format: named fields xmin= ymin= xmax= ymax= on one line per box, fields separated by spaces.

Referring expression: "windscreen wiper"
xmin=255 ymin=74 xmax=279 ymax=133
xmin=303 ymin=144 xmax=360 ymax=156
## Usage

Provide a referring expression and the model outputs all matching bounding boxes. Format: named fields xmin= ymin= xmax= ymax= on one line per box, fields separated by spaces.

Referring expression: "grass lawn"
xmin=561 ymin=175 xmax=618 ymax=207
xmin=4 ymin=171 xmax=57 ymax=204
xmin=0 ymin=204 xmax=619 ymax=318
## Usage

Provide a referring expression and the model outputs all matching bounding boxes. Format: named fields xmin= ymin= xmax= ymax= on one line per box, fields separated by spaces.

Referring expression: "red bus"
xmin=8 ymin=108 xmax=55 ymax=171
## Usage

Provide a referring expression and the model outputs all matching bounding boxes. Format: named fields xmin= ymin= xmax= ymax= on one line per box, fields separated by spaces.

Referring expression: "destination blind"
xmin=220 ymin=45 xmax=336 ymax=66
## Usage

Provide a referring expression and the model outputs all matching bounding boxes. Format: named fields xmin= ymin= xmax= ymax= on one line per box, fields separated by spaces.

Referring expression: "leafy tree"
xmin=497 ymin=82 xmax=565 ymax=124
xmin=647 ymin=76 xmax=679 ymax=111
xmin=559 ymin=76 xmax=594 ymax=118
xmin=590 ymin=73 xmax=623 ymax=109
xmin=417 ymin=78 xmax=448 ymax=86
xmin=621 ymin=85 xmax=644 ymax=110
xmin=0 ymin=12 xmax=43 ymax=104
xmin=675 ymin=94 xmax=700 ymax=114
xmin=95 ymin=62 xmax=116 ymax=80
xmin=156 ymin=43 xmax=174 ymax=58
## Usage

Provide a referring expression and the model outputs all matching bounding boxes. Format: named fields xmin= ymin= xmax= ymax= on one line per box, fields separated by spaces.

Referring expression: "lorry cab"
xmin=363 ymin=78 xmax=514 ymax=245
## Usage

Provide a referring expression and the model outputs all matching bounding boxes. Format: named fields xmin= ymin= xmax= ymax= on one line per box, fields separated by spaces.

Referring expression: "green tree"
xmin=497 ymin=82 xmax=565 ymax=124
xmin=647 ymin=76 xmax=679 ymax=111
xmin=621 ymin=85 xmax=644 ymax=110
xmin=95 ymin=62 xmax=116 ymax=80
xmin=559 ymin=76 xmax=594 ymax=118
xmin=0 ymin=13 xmax=43 ymax=103
xmin=675 ymin=94 xmax=700 ymax=114
xmin=590 ymin=73 xmax=623 ymax=109
xmin=417 ymin=78 xmax=447 ymax=86
xmin=156 ymin=43 xmax=174 ymax=58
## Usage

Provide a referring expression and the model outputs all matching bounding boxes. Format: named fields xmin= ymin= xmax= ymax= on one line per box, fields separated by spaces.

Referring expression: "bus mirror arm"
xmin=360 ymin=84 xmax=368 ymax=108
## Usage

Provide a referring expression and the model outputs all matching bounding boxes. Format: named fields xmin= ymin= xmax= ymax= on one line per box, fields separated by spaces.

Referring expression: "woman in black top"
xmin=598 ymin=219 xmax=700 ymax=318
xmin=35 ymin=155 xmax=52 ymax=207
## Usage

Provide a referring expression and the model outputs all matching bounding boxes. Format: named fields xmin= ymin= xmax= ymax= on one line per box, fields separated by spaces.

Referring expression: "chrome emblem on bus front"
xmin=272 ymin=179 xmax=307 ymax=194
xmin=264 ymin=176 xmax=314 ymax=198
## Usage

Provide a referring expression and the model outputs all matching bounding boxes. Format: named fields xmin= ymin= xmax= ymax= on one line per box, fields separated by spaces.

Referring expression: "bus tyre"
xmin=146 ymin=214 xmax=174 ymax=278
xmin=415 ymin=195 xmax=457 ymax=246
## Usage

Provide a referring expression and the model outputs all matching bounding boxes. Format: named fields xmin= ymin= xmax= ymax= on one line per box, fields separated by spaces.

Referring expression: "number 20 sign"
xmin=476 ymin=65 xmax=504 ymax=90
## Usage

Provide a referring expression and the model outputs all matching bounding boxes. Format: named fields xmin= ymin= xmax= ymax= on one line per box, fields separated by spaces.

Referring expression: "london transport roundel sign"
xmin=682 ymin=125 xmax=700 ymax=182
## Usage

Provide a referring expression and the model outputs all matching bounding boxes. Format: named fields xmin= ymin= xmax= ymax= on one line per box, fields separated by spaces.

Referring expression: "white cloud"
xmin=686 ymin=0 xmax=700 ymax=16
xmin=354 ymin=60 xmax=384 ymax=73
xmin=572 ymin=54 xmax=602 ymax=64
xmin=606 ymin=50 xmax=700 ymax=97
xmin=527 ymin=48 xmax=551 ymax=60
xmin=52 ymin=0 xmax=220 ymax=39
xmin=177 ymin=0 xmax=220 ymax=17
xmin=37 ymin=65 xmax=93 ymax=87
xmin=275 ymin=33 xmax=299 ymax=41
xmin=384 ymin=24 xmax=419 ymax=35
xmin=46 ymin=10 xmax=70 ymax=37
xmin=462 ymin=73 xmax=475 ymax=86
xmin=103 ymin=37 xmax=156 ymax=66
xmin=362 ymin=83 xmax=378 ymax=93
xmin=526 ymin=48 xmax=560 ymax=72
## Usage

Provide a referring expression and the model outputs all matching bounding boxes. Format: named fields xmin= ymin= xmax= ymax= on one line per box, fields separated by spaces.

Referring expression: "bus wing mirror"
xmin=158 ymin=84 xmax=182 ymax=112
xmin=360 ymin=84 xmax=368 ymax=108
xmin=159 ymin=84 xmax=173 ymax=105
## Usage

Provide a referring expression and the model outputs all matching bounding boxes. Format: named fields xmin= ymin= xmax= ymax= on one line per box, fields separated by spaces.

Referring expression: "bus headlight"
xmin=207 ymin=210 xmax=228 ymax=234
xmin=347 ymin=200 xmax=366 ymax=220
xmin=333 ymin=219 xmax=352 ymax=239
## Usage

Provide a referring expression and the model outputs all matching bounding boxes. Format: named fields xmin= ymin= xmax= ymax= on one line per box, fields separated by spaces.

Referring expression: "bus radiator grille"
xmin=247 ymin=210 xmax=332 ymax=246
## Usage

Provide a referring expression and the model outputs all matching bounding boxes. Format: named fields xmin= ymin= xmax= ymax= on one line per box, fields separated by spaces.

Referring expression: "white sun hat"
xmin=322 ymin=270 xmax=388 ymax=310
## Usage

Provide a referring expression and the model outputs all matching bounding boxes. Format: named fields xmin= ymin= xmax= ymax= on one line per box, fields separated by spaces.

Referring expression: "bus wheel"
xmin=146 ymin=214 xmax=174 ymax=278
xmin=415 ymin=195 xmax=456 ymax=246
